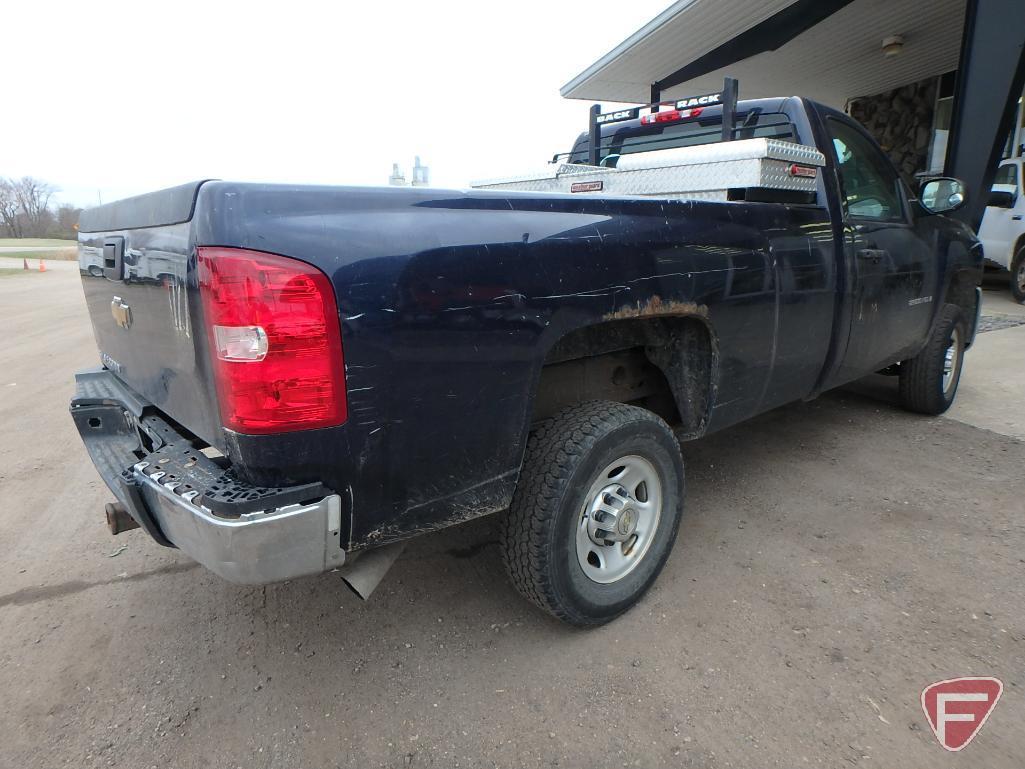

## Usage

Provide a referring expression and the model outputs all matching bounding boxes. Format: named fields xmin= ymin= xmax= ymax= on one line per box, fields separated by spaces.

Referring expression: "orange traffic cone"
xmin=23 ymin=258 xmax=29 ymax=270
xmin=39 ymin=259 xmax=47 ymax=272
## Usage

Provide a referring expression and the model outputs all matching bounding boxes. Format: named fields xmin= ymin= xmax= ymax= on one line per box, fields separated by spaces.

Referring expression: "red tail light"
xmin=197 ymin=247 xmax=346 ymax=434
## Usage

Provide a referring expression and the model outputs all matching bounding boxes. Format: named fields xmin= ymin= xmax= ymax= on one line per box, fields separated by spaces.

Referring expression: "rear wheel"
xmin=1011 ymin=248 xmax=1025 ymax=304
xmin=898 ymin=303 xmax=966 ymax=415
xmin=500 ymin=401 xmax=684 ymax=626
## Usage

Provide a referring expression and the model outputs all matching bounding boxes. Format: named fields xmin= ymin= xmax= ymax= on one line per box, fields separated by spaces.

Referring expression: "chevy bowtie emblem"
xmin=111 ymin=296 xmax=132 ymax=330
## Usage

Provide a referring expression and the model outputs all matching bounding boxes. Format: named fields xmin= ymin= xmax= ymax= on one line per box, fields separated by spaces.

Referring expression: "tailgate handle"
xmin=103 ymin=237 xmax=125 ymax=281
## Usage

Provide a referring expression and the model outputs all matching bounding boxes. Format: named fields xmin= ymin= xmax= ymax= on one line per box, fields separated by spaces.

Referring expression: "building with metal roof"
xmin=561 ymin=0 xmax=1025 ymax=228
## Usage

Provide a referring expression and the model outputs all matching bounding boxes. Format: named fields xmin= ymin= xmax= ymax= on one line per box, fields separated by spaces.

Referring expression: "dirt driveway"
xmin=1 ymin=268 xmax=1023 ymax=768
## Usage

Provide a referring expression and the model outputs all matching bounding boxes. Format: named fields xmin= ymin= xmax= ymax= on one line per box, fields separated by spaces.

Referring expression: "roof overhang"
xmin=562 ymin=0 xmax=967 ymax=108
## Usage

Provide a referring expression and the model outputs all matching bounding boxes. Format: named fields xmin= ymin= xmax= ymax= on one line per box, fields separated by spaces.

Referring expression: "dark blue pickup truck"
xmin=71 ymin=92 xmax=982 ymax=625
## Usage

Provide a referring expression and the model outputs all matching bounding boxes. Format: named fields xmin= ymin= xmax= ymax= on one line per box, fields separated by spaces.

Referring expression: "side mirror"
xmin=988 ymin=189 xmax=1016 ymax=208
xmin=919 ymin=177 xmax=967 ymax=215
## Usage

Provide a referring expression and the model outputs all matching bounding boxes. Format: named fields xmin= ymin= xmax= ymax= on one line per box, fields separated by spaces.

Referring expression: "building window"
xmin=927 ymin=71 xmax=957 ymax=173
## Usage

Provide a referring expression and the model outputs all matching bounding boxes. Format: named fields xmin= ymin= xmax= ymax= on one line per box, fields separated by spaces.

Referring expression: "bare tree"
xmin=55 ymin=203 xmax=83 ymax=239
xmin=11 ymin=177 xmax=56 ymax=236
xmin=0 ymin=178 xmax=22 ymax=238
xmin=0 ymin=175 xmax=78 ymax=238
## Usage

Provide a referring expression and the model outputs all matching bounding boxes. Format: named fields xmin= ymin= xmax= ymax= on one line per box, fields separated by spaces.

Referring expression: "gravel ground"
xmin=1 ymin=268 xmax=1023 ymax=768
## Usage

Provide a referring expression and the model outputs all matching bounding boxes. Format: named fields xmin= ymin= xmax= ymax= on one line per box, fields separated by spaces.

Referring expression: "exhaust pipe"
xmin=105 ymin=502 xmax=140 ymax=535
xmin=335 ymin=542 xmax=406 ymax=600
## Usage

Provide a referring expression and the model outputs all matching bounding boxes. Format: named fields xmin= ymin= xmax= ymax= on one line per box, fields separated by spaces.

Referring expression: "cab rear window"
xmin=570 ymin=112 xmax=797 ymax=165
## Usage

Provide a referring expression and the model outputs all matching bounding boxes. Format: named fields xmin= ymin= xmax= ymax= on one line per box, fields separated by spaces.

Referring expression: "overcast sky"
xmin=3 ymin=0 xmax=672 ymax=208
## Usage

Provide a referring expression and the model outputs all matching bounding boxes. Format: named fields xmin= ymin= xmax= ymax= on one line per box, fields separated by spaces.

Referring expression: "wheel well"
xmin=533 ymin=317 xmax=715 ymax=437
xmin=944 ymin=269 xmax=977 ymax=317
xmin=1014 ymin=233 xmax=1025 ymax=260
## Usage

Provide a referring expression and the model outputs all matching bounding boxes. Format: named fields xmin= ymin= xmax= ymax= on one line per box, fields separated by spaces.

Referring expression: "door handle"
xmin=1013 ymin=215 xmax=1023 ymax=221
xmin=857 ymin=248 xmax=887 ymax=264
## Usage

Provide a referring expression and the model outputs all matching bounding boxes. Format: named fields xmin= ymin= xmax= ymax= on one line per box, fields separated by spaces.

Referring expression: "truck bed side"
xmin=189 ymin=182 xmax=838 ymax=546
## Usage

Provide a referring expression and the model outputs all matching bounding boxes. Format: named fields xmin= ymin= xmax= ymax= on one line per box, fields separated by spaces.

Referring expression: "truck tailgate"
xmin=77 ymin=181 xmax=223 ymax=447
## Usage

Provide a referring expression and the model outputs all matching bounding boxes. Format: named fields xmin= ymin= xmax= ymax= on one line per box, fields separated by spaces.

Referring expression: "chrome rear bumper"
xmin=70 ymin=367 xmax=347 ymax=585
xmin=135 ymin=463 xmax=345 ymax=584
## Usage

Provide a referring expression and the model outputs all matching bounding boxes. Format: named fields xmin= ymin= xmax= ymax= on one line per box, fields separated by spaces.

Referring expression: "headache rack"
xmin=471 ymin=77 xmax=826 ymax=203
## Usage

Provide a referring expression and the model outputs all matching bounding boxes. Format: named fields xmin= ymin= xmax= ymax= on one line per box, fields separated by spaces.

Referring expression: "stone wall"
xmin=848 ymin=77 xmax=938 ymax=187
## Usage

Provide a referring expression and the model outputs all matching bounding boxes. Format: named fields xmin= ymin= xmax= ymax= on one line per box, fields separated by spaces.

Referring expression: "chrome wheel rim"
xmin=1015 ymin=262 xmax=1025 ymax=294
xmin=576 ymin=455 xmax=663 ymax=584
xmin=943 ymin=327 xmax=962 ymax=395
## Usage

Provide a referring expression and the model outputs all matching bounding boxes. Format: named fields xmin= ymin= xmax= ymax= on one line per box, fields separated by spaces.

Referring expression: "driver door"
xmin=827 ymin=116 xmax=936 ymax=380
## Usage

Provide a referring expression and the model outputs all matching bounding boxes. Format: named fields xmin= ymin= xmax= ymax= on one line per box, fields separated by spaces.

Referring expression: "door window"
xmin=828 ymin=119 xmax=905 ymax=221
xmin=993 ymin=163 xmax=1018 ymax=191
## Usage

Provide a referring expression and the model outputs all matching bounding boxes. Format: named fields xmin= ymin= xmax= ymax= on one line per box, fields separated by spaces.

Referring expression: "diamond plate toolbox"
xmin=471 ymin=138 xmax=826 ymax=201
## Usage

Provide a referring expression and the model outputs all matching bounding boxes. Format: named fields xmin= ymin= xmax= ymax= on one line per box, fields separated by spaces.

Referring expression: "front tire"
xmin=1010 ymin=248 xmax=1025 ymax=304
xmin=500 ymin=401 xmax=684 ymax=626
xmin=898 ymin=303 xmax=966 ymax=415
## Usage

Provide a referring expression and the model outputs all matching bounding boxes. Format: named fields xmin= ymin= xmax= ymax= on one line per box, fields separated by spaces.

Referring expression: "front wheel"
xmin=1010 ymin=248 xmax=1025 ymax=304
xmin=898 ymin=303 xmax=966 ymax=415
xmin=500 ymin=401 xmax=684 ymax=626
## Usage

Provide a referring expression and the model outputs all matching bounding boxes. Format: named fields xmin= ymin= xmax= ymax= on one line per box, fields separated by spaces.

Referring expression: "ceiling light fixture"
xmin=882 ymin=35 xmax=905 ymax=57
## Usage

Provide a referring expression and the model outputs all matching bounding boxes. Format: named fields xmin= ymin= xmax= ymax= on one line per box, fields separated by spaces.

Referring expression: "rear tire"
xmin=1011 ymin=248 xmax=1025 ymax=304
xmin=898 ymin=303 xmax=966 ymax=415
xmin=500 ymin=401 xmax=684 ymax=626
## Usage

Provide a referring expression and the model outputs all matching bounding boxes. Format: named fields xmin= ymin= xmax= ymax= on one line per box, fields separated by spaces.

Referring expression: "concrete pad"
xmin=980 ymin=283 xmax=1025 ymax=319
xmin=946 ymin=322 xmax=1025 ymax=439
xmin=0 ymin=257 xmax=79 ymax=273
